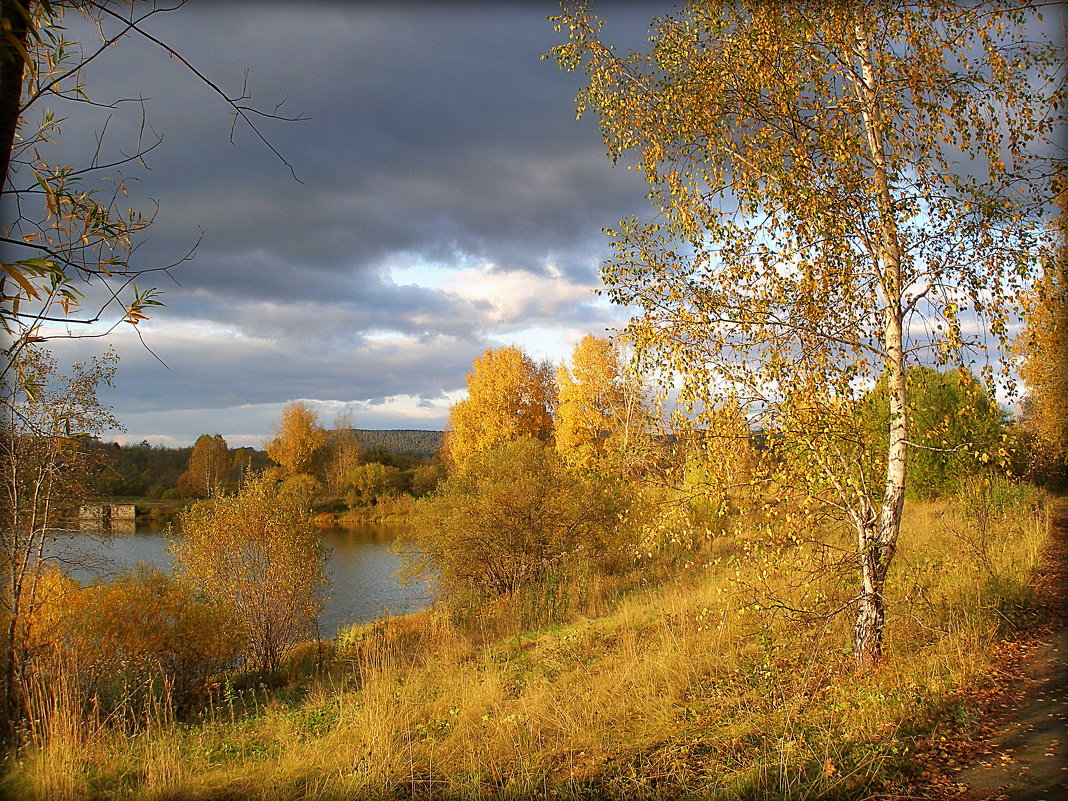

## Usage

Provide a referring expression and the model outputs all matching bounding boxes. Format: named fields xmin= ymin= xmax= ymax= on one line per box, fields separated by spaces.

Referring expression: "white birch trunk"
xmin=853 ymin=24 xmax=908 ymax=666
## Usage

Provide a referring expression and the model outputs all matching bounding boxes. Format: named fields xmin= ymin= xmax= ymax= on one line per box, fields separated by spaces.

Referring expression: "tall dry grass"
xmin=4 ymin=477 xmax=1052 ymax=800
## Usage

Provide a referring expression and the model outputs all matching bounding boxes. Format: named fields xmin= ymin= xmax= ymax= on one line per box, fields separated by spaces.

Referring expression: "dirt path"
xmin=910 ymin=497 xmax=1068 ymax=801
xmin=950 ymin=622 xmax=1068 ymax=800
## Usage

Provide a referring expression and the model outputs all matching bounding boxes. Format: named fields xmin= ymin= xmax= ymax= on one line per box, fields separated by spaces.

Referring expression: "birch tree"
xmin=0 ymin=346 xmax=118 ymax=724
xmin=177 ymin=433 xmax=231 ymax=499
xmin=443 ymin=346 xmax=555 ymax=469
xmin=323 ymin=410 xmax=363 ymax=494
xmin=552 ymin=0 xmax=1064 ymax=665
xmin=265 ymin=401 xmax=327 ymax=478
xmin=555 ymin=334 xmax=650 ymax=472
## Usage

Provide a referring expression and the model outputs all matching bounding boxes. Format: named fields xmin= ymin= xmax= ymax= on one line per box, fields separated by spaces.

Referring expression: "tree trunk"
xmin=0 ymin=0 xmax=32 ymax=194
xmin=855 ymin=349 xmax=907 ymax=666
xmin=853 ymin=22 xmax=908 ymax=667
xmin=2 ymin=616 xmax=17 ymax=734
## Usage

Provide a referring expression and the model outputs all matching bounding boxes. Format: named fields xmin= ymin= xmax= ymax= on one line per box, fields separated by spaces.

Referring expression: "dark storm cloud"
xmin=63 ymin=1 xmax=652 ymax=290
xmin=25 ymin=2 xmax=666 ymax=443
xmin=71 ymin=325 xmax=478 ymax=412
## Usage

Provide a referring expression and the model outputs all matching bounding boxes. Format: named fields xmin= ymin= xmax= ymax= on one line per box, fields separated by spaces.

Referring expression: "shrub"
xmin=405 ymin=439 xmax=630 ymax=605
xmin=58 ymin=566 xmax=243 ymax=703
xmin=278 ymin=472 xmax=324 ymax=509
xmin=343 ymin=462 xmax=403 ymax=507
xmin=174 ymin=474 xmax=330 ymax=673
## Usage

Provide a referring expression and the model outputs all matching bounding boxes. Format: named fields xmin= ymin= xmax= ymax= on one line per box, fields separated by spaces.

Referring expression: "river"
xmin=47 ymin=523 xmax=429 ymax=636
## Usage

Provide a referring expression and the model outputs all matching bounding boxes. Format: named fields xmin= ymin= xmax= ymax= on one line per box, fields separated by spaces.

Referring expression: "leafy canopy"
xmin=552 ymin=1 xmax=1061 ymax=416
xmin=174 ymin=474 xmax=329 ymax=673
xmin=444 ymin=346 xmax=555 ymax=469
xmin=555 ymin=334 xmax=650 ymax=471
xmin=177 ymin=433 xmax=231 ymax=499
xmin=265 ymin=401 xmax=327 ymax=477
xmin=1017 ymin=178 xmax=1068 ymax=468
xmin=551 ymin=0 xmax=1063 ymax=665
xmin=857 ymin=367 xmax=1005 ymax=500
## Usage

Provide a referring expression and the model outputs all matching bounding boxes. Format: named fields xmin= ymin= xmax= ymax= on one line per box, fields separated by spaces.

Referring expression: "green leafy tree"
xmin=552 ymin=1 xmax=1063 ymax=665
xmin=343 ymin=462 xmax=402 ymax=508
xmin=858 ymin=367 xmax=1005 ymax=500
xmin=173 ymin=474 xmax=329 ymax=673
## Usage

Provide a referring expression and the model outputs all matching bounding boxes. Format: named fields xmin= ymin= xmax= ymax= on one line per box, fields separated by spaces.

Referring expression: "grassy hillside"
xmin=8 ymin=483 xmax=1053 ymax=800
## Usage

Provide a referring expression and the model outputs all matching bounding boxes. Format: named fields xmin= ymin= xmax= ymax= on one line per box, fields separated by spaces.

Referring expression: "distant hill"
xmin=350 ymin=429 xmax=444 ymax=458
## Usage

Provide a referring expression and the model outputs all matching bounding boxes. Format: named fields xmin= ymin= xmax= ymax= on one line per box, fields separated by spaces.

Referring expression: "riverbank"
xmin=315 ymin=496 xmax=415 ymax=526
xmin=8 ymin=489 xmax=1054 ymax=800
xmin=80 ymin=497 xmax=189 ymax=527
xmin=86 ymin=496 xmax=416 ymax=529
xmin=90 ymin=494 xmax=418 ymax=527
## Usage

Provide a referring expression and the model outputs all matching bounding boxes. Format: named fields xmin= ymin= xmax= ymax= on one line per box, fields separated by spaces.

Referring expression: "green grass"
xmin=6 ymin=480 xmax=1053 ymax=800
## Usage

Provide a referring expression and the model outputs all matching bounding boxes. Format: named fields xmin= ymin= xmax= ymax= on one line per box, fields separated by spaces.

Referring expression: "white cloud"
xmin=441 ymin=263 xmax=596 ymax=325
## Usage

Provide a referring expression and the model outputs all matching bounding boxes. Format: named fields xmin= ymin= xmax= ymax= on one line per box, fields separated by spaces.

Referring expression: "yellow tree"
xmin=265 ymin=401 xmax=327 ymax=477
xmin=553 ymin=1 xmax=1064 ymax=665
xmin=323 ymin=410 xmax=363 ymax=494
xmin=555 ymin=334 xmax=648 ymax=470
xmin=0 ymin=346 xmax=119 ymax=723
xmin=174 ymin=474 xmax=328 ymax=674
xmin=177 ymin=433 xmax=230 ymax=499
xmin=1018 ymin=177 xmax=1068 ymax=470
xmin=409 ymin=438 xmax=628 ymax=601
xmin=443 ymin=346 xmax=555 ymax=469
xmin=680 ymin=395 xmax=759 ymax=510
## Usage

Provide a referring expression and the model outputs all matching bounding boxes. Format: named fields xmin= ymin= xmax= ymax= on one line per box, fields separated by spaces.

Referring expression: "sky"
xmin=10 ymin=3 xmax=1061 ymax=449
xmin=22 ymin=2 xmax=669 ymax=448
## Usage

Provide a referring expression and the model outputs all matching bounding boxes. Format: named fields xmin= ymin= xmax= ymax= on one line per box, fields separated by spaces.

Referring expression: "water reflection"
xmin=318 ymin=524 xmax=429 ymax=634
xmin=47 ymin=522 xmax=428 ymax=636
xmin=78 ymin=504 xmax=138 ymax=535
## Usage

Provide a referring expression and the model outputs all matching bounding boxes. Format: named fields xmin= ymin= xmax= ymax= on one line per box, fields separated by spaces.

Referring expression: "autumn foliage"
xmin=555 ymin=335 xmax=651 ymax=472
xmin=175 ymin=474 xmax=329 ymax=673
xmin=410 ymin=438 xmax=629 ymax=602
xmin=176 ymin=433 xmax=231 ymax=499
xmin=265 ymin=401 xmax=327 ymax=477
xmin=1017 ymin=178 xmax=1068 ymax=483
xmin=553 ymin=0 xmax=1064 ymax=665
xmin=49 ymin=567 xmax=243 ymax=703
xmin=443 ymin=346 xmax=555 ymax=469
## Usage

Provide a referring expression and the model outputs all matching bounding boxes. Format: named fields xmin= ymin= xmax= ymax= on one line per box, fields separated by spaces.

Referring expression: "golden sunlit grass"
xmin=6 ymin=480 xmax=1052 ymax=800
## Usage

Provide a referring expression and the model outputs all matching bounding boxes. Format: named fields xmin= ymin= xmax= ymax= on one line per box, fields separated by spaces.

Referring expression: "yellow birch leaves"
xmin=444 ymin=346 xmax=555 ymax=469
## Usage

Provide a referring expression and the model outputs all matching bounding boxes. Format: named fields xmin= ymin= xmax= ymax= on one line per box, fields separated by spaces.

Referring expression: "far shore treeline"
xmin=85 ymin=429 xmax=446 ymax=504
